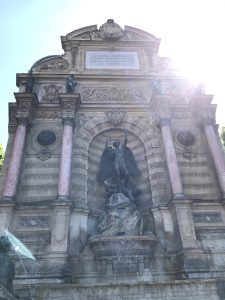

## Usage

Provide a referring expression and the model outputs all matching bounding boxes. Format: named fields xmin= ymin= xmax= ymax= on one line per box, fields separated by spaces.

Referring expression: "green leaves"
xmin=220 ymin=127 xmax=225 ymax=149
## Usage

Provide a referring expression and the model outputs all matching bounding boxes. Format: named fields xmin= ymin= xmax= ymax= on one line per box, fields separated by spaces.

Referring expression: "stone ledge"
xmin=13 ymin=278 xmax=225 ymax=300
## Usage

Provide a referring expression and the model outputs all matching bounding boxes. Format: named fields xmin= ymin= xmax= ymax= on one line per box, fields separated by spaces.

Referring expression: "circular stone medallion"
xmin=37 ymin=130 xmax=56 ymax=147
xmin=176 ymin=131 xmax=195 ymax=146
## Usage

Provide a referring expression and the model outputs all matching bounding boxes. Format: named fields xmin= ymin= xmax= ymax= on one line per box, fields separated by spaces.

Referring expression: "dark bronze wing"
xmin=124 ymin=146 xmax=140 ymax=178
xmin=97 ymin=147 xmax=115 ymax=182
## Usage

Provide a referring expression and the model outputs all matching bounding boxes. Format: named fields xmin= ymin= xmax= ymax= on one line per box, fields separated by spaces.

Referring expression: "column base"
xmin=0 ymin=197 xmax=15 ymax=204
xmin=172 ymin=193 xmax=187 ymax=200
xmin=176 ymin=247 xmax=213 ymax=279
xmin=55 ymin=196 xmax=72 ymax=206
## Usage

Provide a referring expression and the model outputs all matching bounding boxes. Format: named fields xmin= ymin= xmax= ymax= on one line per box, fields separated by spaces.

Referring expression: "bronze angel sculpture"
xmin=97 ymin=131 xmax=140 ymax=200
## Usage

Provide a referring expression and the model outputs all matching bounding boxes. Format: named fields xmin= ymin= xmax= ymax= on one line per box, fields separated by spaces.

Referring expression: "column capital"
xmin=201 ymin=116 xmax=214 ymax=127
xmin=14 ymin=92 xmax=38 ymax=109
xmin=62 ymin=117 xmax=74 ymax=127
xmin=59 ymin=93 xmax=81 ymax=123
xmin=159 ymin=117 xmax=171 ymax=127
xmin=201 ymin=116 xmax=219 ymax=133
xmin=15 ymin=111 xmax=30 ymax=127
xmin=14 ymin=93 xmax=38 ymax=127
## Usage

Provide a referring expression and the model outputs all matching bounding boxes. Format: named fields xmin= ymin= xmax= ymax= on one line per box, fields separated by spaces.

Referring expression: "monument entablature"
xmin=1 ymin=20 xmax=225 ymax=300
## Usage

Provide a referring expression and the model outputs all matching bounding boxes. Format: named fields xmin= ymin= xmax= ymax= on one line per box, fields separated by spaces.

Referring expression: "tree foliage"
xmin=0 ymin=144 xmax=5 ymax=175
xmin=220 ymin=127 xmax=225 ymax=149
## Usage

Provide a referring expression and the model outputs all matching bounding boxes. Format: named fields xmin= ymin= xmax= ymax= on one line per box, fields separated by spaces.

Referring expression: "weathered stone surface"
xmin=91 ymin=193 xmax=144 ymax=238
xmin=1 ymin=20 xmax=225 ymax=300
xmin=0 ymin=236 xmax=15 ymax=293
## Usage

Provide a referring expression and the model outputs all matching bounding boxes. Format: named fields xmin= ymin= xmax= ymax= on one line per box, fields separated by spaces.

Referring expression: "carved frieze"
xmin=36 ymin=58 xmax=69 ymax=72
xmin=113 ymin=257 xmax=138 ymax=273
xmin=34 ymin=110 xmax=62 ymax=119
xmin=193 ymin=213 xmax=223 ymax=223
xmin=17 ymin=216 xmax=50 ymax=228
xmin=15 ymin=233 xmax=51 ymax=244
xmin=83 ymin=87 xmax=146 ymax=102
xmin=196 ymin=229 xmax=225 ymax=240
xmin=17 ymin=101 xmax=33 ymax=109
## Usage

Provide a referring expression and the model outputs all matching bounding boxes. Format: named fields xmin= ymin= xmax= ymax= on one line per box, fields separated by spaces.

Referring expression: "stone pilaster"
xmin=0 ymin=203 xmax=14 ymax=235
xmin=158 ymin=116 xmax=204 ymax=277
xmin=49 ymin=202 xmax=72 ymax=254
xmin=167 ymin=199 xmax=206 ymax=278
xmin=159 ymin=117 xmax=184 ymax=199
xmin=69 ymin=208 xmax=89 ymax=256
xmin=49 ymin=94 xmax=80 ymax=258
xmin=202 ymin=118 xmax=225 ymax=200
xmin=61 ymin=40 xmax=80 ymax=69
xmin=169 ymin=200 xmax=199 ymax=250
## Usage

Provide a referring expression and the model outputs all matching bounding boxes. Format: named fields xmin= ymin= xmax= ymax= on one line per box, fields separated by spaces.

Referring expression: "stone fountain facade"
xmin=1 ymin=19 xmax=225 ymax=299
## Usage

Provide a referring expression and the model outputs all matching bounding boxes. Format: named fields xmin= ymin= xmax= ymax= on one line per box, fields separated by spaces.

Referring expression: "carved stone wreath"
xmin=43 ymin=84 xmax=61 ymax=102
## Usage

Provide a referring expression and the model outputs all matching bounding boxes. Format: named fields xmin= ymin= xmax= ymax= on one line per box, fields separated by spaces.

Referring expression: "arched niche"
xmin=87 ymin=128 xmax=152 ymax=213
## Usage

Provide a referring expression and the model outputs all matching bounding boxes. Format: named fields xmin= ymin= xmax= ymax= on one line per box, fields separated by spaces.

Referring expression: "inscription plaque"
xmin=85 ymin=51 xmax=140 ymax=70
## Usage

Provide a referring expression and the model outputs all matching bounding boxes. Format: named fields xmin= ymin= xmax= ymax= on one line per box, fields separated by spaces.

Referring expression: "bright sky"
xmin=0 ymin=0 xmax=224 ymax=149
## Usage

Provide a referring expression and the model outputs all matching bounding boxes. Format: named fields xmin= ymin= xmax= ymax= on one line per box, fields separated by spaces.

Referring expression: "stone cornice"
xmin=16 ymin=73 xmax=155 ymax=86
xmin=59 ymin=93 xmax=81 ymax=111
xmin=190 ymin=94 xmax=214 ymax=105
xmin=59 ymin=93 xmax=81 ymax=127
xmin=14 ymin=92 xmax=39 ymax=109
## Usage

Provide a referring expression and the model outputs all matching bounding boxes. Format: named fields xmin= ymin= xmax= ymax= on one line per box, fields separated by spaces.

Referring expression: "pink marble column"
xmin=160 ymin=118 xmax=184 ymax=198
xmin=2 ymin=121 xmax=27 ymax=199
xmin=204 ymin=122 xmax=225 ymax=197
xmin=57 ymin=119 xmax=74 ymax=200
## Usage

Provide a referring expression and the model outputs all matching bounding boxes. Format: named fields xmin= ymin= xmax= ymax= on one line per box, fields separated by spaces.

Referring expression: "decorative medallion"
xmin=176 ymin=131 xmax=195 ymax=147
xmin=105 ymin=109 xmax=126 ymax=127
xmin=99 ymin=19 xmax=124 ymax=40
xmin=43 ymin=84 xmax=61 ymax=102
xmin=36 ymin=130 xmax=57 ymax=147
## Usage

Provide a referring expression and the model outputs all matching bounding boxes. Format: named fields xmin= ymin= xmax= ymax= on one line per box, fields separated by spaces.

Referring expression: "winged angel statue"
xmin=97 ymin=131 xmax=140 ymax=200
